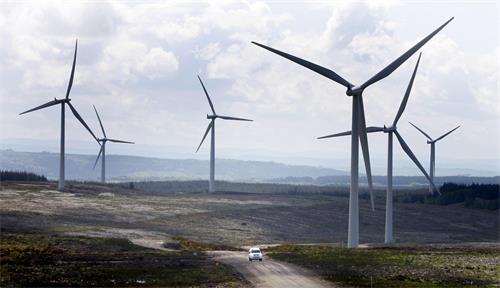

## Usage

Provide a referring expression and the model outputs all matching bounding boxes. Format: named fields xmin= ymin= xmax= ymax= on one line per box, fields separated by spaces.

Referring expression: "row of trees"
xmin=2 ymin=172 xmax=496 ymax=210
xmin=396 ymin=183 xmax=499 ymax=210
xmin=0 ymin=170 xmax=47 ymax=182
xmin=123 ymin=181 xmax=498 ymax=210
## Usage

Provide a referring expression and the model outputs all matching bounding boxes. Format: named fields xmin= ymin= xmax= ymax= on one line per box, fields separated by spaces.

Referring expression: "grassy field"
xmin=1 ymin=181 xmax=498 ymax=287
xmin=267 ymin=244 xmax=500 ymax=287
xmin=0 ymin=233 xmax=246 ymax=287
xmin=1 ymin=181 xmax=497 ymax=245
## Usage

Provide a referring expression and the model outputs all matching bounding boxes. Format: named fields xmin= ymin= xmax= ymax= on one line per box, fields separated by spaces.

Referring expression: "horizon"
xmin=2 ymin=145 xmax=498 ymax=178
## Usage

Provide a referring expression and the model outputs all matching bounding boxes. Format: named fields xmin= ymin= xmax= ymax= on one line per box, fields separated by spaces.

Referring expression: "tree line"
xmin=0 ymin=170 xmax=47 ymax=182
xmin=395 ymin=183 xmax=499 ymax=210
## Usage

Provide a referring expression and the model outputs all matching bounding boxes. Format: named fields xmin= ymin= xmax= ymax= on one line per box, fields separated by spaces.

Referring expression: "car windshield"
xmin=251 ymin=249 xmax=260 ymax=253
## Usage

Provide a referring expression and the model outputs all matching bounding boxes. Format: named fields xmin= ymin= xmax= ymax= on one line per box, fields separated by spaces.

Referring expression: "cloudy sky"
xmin=0 ymin=0 xmax=498 ymax=175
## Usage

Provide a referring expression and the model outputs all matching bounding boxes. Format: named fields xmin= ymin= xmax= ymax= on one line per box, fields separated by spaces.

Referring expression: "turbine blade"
xmin=196 ymin=121 xmax=213 ymax=153
xmin=394 ymin=130 xmax=439 ymax=194
xmin=93 ymin=144 xmax=103 ymax=170
xmin=409 ymin=121 xmax=433 ymax=141
xmin=92 ymin=105 xmax=106 ymax=138
xmin=318 ymin=131 xmax=352 ymax=139
xmin=434 ymin=125 xmax=460 ymax=142
xmin=197 ymin=75 xmax=216 ymax=114
xmin=107 ymin=139 xmax=134 ymax=144
xmin=67 ymin=102 xmax=98 ymax=142
xmin=65 ymin=39 xmax=78 ymax=100
xmin=19 ymin=99 xmax=60 ymax=115
xmin=358 ymin=96 xmax=375 ymax=211
xmin=360 ymin=17 xmax=453 ymax=90
xmin=393 ymin=53 xmax=422 ymax=127
xmin=218 ymin=115 xmax=253 ymax=121
xmin=251 ymin=41 xmax=353 ymax=88
xmin=317 ymin=126 xmax=383 ymax=139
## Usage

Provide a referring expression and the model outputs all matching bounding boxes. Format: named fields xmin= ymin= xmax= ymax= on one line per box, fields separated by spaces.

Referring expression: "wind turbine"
xmin=409 ymin=122 xmax=460 ymax=193
xmin=319 ymin=53 xmax=438 ymax=244
xmin=195 ymin=75 xmax=253 ymax=192
xmin=19 ymin=40 xmax=98 ymax=190
xmin=252 ymin=17 xmax=453 ymax=248
xmin=92 ymin=105 xmax=134 ymax=183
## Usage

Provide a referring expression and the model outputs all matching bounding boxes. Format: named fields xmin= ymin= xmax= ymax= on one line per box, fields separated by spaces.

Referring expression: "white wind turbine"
xmin=319 ymin=53 xmax=438 ymax=244
xmin=195 ymin=76 xmax=253 ymax=192
xmin=20 ymin=40 xmax=99 ymax=190
xmin=252 ymin=17 xmax=453 ymax=248
xmin=92 ymin=105 xmax=134 ymax=183
xmin=409 ymin=122 xmax=460 ymax=193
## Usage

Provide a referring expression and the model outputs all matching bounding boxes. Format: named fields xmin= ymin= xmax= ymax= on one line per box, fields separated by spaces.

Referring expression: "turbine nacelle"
xmin=207 ymin=114 xmax=217 ymax=120
xmin=54 ymin=98 xmax=71 ymax=104
xmin=346 ymin=86 xmax=362 ymax=96
xmin=383 ymin=125 xmax=396 ymax=133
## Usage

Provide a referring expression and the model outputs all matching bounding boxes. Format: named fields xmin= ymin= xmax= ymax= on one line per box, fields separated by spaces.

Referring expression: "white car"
xmin=248 ymin=247 xmax=263 ymax=261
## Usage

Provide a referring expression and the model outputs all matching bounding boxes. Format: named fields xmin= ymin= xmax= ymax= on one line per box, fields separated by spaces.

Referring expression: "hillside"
xmin=0 ymin=149 xmax=345 ymax=182
xmin=2 ymin=149 xmax=499 ymax=186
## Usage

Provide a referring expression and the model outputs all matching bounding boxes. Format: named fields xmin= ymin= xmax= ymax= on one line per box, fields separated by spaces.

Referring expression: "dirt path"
xmin=209 ymin=251 xmax=335 ymax=288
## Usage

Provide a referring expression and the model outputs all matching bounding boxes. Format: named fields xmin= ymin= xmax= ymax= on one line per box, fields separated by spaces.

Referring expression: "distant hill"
xmin=0 ymin=149 xmax=346 ymax=182
xmin=2 ymin=149 xmax=498 ymax=186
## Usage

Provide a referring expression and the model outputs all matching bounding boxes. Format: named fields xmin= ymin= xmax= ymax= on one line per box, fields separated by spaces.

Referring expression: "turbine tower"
xmin=196 ymin=76 xmax=253 ymax=192
xmin=319 ymin=53 xmax=438 ymax=244
xmin=409 ymin=122 xmax=460 ymax=192
xmin=92 ymin=105 xmax=134 ymax=183
xmin=20 ymin=40 xmax=98 ymax=190
xmin=252 ymin=17 xmax=453 ymax=248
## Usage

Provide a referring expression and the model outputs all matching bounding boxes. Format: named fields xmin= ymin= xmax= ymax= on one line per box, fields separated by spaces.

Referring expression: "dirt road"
xmin=210 ymin=251 xmax=335 ymax=288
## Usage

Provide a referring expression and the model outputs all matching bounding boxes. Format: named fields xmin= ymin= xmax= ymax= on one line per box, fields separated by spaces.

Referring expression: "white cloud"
xmin=140 ymin=48 xmax=179 ymax=79
xmin=98 ymin=42 xmax=179 ymax=83
xmin=0 ymin=0 xmax=498 ymax=173
xmin=193 ymin=42 xmax=222 ymax=61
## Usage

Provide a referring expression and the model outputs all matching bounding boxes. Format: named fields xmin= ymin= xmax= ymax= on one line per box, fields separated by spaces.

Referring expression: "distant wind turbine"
xmin=319 ymin=53 xmax=438 ymax=244
xmin=252 ymin=17 xmax=453 ymax=248
xmin=92 ymin=105 xmax=134 ymax=183
xmin=19 ymin=40 xmax=98 ymax=190
xmin=195 ymin=75 xmax=253 ymax=192
xmin=409 ymin=122 xmax=460 ymax=193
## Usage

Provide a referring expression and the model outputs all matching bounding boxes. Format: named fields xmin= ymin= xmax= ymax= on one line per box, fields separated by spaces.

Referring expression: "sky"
xmin=0 ymin=0 xmax=499 ymax=176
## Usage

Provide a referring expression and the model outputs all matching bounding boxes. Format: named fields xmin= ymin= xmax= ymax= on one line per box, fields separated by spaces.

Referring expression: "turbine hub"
xmin=384 ymin=126 xmax=395 ymax=133
xmin=207 ymin=114 xmax=217 ymax=119
xmin=346 ymin=86 xmax=362 ymax=96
